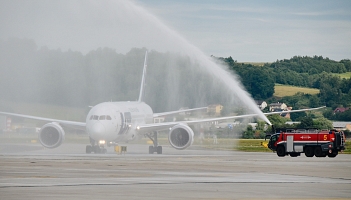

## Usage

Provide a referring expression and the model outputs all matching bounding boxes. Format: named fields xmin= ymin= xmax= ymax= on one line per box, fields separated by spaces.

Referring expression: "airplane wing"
xmin=0 ymin=111 xmax=86 ymax=130
xmin=153 ymin=107 xmax=208 ymax=118
xmin=137 ymin=106 xmax=326 ymax=133
xmin=262 ymin=106 xmax=326 ymax=116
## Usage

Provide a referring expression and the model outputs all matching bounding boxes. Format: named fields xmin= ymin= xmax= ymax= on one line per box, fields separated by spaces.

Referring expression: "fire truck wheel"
xmin=276 ymin=146 xmax=285 ymax=157
xmin=304 ymin=146 xmax=314 ymax=157
xmin=328 ymin=150 xmax=338 ymax=158
xmin=314 ymin=146 xmax=324 ymax=157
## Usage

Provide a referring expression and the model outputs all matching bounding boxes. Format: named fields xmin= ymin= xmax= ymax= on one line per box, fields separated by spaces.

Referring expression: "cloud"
xmin=1 ymin=0 xmax=350 ymax=61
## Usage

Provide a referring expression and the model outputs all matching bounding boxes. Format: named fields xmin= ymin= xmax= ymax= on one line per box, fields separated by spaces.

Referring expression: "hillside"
xmin=274 ymin=85 xmax=320 ymax=97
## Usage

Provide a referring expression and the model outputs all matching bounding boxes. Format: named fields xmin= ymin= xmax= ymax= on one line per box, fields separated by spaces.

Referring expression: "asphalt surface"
xmin=0 ymin=141 xmax=350 ymax=200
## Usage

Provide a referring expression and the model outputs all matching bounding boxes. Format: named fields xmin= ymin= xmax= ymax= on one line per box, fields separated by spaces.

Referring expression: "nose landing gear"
xmin=85 ymin=138 xmax=107 ymax=154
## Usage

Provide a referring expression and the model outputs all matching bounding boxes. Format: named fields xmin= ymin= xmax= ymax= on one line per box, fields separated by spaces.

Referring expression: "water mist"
xmin=126 ymin=1 xmax=272 ymax=125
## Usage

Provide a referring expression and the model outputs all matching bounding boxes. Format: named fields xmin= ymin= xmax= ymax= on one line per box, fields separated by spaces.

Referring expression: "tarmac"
xmin=0 ymin=141 xmax=351 ymax=200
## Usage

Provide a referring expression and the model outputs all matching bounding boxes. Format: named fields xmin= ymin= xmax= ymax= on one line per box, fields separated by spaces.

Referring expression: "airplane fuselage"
xmin=86 ymin=101 xmax=153 ymax=144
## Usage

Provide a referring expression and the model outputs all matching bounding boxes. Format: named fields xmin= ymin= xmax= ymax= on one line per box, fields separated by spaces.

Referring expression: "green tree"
xmin=340 ymin=59 xmax=351 ymax=71
xmin=242 ymin=125 xmax=254 ymax=139
xmin=322 ymin=108 xmax=334 ymax=120
xmin=267 ymin=114 xmax=290 ymax=128
xmin=256 ymin=121 xmax=266 ymax=130
xmin=290 ymin=112 xmax=307 ymax=121
xmin=343 ymin=130 xmax=351 ymax=138
xmin=309 ymin=95 xmax=321 ymax=107
xmin=297 ymin=116 xmax=314 ymax=128
xmin=335 ymin=109 xmax=351 ymax=121
xmin=313 ymin=117 xmax=333 ymax=129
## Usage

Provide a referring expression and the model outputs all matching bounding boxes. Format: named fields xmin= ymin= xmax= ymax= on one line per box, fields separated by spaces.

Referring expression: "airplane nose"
xmin=89 ymin=122 xmax=106 ymax=139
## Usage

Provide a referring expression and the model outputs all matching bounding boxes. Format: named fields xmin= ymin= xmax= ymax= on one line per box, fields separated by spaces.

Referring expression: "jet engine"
xmin=168 ymin=123 xmax=194 ymax=150
xmin=38 ymin=122 xmax=65 ymax=148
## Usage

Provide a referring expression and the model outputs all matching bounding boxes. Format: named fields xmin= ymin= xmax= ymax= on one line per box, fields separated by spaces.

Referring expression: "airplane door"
xmin=124 ymin=112 xmax=131 ymax=124
xmin=117 ymin=113 xmax=125 ymax=135
xmin=118 ymin=112 xmax=131 ymax=135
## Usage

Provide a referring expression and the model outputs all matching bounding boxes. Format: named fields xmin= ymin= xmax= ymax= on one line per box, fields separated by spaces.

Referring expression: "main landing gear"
xmin=86 ymin=138 xmax=107 ymax=154
xmin=146 ymin=131 xmax=162 ymax=154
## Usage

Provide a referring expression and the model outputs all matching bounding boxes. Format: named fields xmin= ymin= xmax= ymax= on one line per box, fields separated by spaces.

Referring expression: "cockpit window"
xmin=90 ymin=115 xmax=112 ymax=120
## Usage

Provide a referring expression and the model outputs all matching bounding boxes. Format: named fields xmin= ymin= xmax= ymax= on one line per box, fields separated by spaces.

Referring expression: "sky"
xmin=138 ymin=0 xmax=351 ymax=62
xmin=1 ymin=0 xmax=350 ymax=62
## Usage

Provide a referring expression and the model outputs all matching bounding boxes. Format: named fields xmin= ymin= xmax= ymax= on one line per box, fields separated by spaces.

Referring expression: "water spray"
xmin=127 ymin=1 xmax=272 ymax=125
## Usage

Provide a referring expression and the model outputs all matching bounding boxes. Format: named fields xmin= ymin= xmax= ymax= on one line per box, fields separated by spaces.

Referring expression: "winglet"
xmin=138 ymin=51 xmax=148 ymax=102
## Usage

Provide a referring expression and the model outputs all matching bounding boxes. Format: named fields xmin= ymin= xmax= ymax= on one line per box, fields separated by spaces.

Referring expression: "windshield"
xmin=89 ymin=115 xmax=112 ymax=120
xmin=270 ymin=134 xmax=280 ymax=143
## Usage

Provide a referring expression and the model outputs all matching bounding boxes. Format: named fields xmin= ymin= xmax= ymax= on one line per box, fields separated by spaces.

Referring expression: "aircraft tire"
xmin=149 ymin=146 xmax=154 ymax=154
xmin=157 ymin=146 xmax=162 ymax=154
xmin=86 ymin=145 xmax=92 ymax=154
xmin=94 ymin=146 xmax=101 ymax=154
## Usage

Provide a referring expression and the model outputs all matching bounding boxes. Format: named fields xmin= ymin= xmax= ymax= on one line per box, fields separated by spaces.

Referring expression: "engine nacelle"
xmin=168 ymin=123 xmax=194 ymax=150
xmin=38 ymin=122 xmax=65 ymax=149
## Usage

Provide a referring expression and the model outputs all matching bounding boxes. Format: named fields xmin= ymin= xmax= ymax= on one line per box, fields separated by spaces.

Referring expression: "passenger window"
xmin=89 ymin=115 xmax=93 ymax=120
xmin=106 ymin=115 xmax=112 ymax=120
xmin=93 ymin=115 xmax=98 ymax=120
xmin=99 ymin=115 xmax=106 ymax=120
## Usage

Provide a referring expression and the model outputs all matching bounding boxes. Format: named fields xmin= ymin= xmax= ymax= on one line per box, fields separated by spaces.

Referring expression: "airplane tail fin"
xmin=138 ymin=51 xmax=148 ymax=102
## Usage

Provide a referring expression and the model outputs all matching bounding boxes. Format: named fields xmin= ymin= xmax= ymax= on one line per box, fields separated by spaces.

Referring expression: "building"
xmin=333 ymin=122 xmax=351 ymax=131
xmin=269 ymin=102 xmax=287 ymax=112
xmin=255 ymin=100 xmax=267 ymax=110
xmin=207 ymin=104 xmax=223 ymax=116
xmin=333 ymin=107 xmax=350 ymax=114
xmin=153 ymin=117 xmax=165 ymax=123
xmin=285 ymin=121 xmax=301 ymax=126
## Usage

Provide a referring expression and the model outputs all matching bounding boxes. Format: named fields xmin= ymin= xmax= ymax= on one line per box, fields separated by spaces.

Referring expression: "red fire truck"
xmin=266 ymin=129 xmax=345 ymax=157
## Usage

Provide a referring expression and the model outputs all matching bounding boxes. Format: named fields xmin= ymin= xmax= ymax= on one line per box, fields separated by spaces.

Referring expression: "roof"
xmin=333 ymin=121 xmax=351 ymax=128
xmin=334 ymin=107 xmax=350 ymax=113
xmin=270 ymin=102 xmax=285 ymax=106
xmin=255 ymin=100 xmax=265 ymax=105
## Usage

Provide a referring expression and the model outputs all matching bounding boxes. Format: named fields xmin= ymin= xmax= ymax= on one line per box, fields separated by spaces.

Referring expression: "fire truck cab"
xmin=266 ymin=129 xmax=345 ymax=157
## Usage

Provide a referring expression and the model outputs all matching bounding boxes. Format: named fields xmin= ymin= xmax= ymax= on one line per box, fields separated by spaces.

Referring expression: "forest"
xmin=217 ymin=56 xmax=351 ymax=122
xmin=216 ymin=55 xmax=351 ymax=138
xmin=0 ymin=38 xmax=241 ymax=114
xmin=1 ymin=38 xmax=350 ymax=123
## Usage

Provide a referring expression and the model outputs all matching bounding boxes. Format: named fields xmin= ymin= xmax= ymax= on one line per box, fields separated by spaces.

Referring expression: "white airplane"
xmin=0 ymin=52 xmax=325 ymax=154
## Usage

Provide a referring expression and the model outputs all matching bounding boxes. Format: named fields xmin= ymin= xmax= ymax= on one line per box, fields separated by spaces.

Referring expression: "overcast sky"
xmin=1 ymin=0 xmax=350 ymax=62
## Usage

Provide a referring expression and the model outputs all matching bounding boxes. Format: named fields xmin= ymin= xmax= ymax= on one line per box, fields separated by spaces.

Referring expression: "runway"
xmin=0 ymin=142 xmax=350 ymax=199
